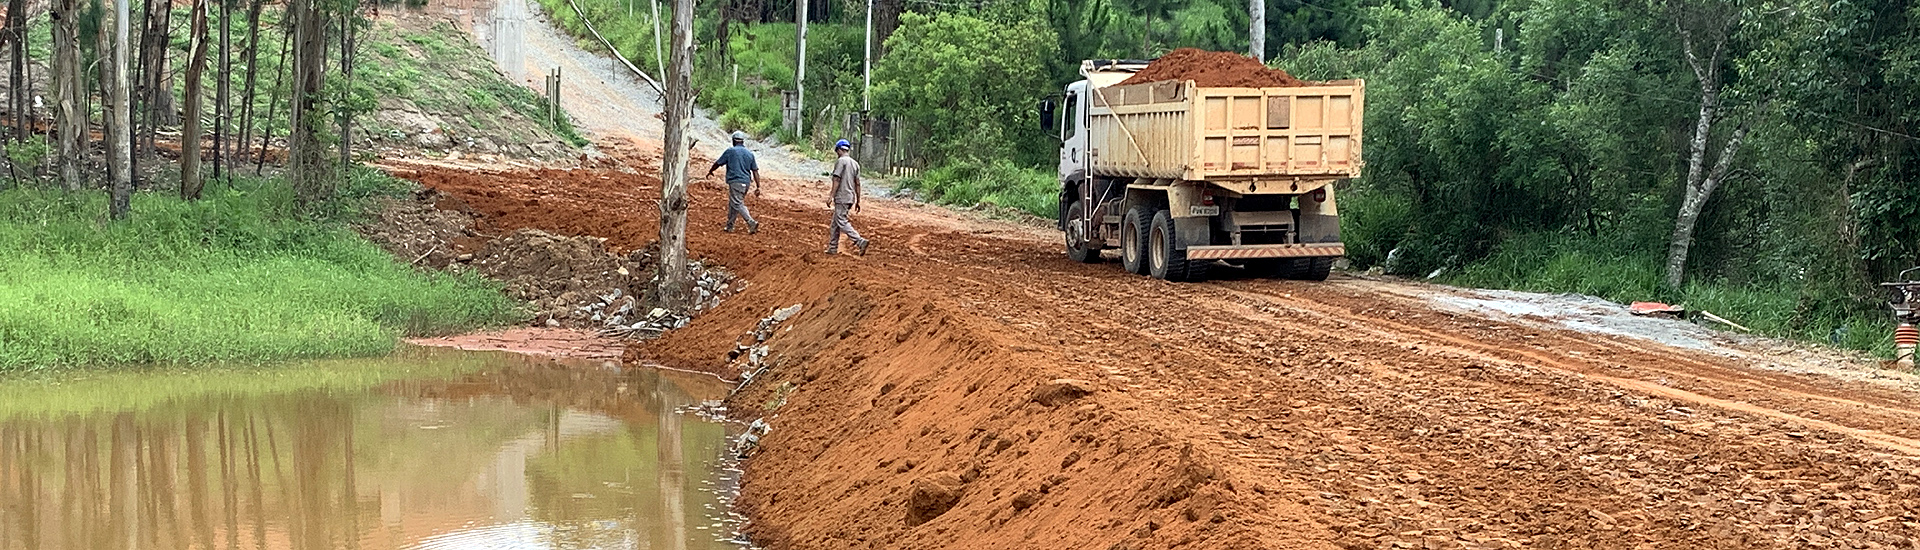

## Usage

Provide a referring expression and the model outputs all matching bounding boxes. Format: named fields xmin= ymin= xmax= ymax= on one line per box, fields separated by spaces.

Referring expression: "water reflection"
xmin=0 ymin=347 xmax=735 ymax=550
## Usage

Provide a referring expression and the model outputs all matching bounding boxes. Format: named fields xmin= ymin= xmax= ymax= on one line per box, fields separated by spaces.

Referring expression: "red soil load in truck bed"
xmin=1116 ymin=48 xmax=1312 ymax=88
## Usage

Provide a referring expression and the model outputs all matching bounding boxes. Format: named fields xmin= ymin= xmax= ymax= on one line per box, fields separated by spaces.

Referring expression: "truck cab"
xmin=1044 ymin=59 xmax=1363 ymax=282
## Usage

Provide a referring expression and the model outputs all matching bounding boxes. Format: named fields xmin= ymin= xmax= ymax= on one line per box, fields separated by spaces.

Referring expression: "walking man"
xmin=825 ymin=139 xmax=869 ymax=255
xmin=706 ymin=131 xmax=761 ymax=233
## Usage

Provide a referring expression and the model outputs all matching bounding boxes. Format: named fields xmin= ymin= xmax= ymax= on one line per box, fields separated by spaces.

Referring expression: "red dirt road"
xmin=396 ymin=156 xmax=1920 ymax=550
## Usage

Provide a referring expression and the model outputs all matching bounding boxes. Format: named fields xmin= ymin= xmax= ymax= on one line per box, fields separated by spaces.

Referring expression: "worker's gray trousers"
xmin=826 ymin=203 xmax=865 ymax=252
xmin=726 ymin=186 xmax=757 ymax=230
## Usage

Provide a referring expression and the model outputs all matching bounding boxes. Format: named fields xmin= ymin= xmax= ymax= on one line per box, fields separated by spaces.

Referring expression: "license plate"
xmin=1188 ymin=205 xmax=1221 ymax=217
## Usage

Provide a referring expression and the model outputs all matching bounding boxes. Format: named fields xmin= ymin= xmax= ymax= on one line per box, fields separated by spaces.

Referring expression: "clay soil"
xmin=1118 ymin=48 xmax=1312 ymax=88
xmin=388 ymin=148 xmax=1920 ymax=550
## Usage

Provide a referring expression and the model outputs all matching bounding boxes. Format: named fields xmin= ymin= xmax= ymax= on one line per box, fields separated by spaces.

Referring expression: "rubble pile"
xmin=726 ymin=304 xmax=803 ymax=390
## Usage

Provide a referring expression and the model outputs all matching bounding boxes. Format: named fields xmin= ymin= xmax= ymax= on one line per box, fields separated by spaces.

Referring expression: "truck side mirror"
xmin=1038 ymin=100 xmax=1056 ymax=133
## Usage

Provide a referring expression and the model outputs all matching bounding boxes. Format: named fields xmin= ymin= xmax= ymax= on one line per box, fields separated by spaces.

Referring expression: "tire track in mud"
xmin=888 ymin=234 xmax=1920 ymax=548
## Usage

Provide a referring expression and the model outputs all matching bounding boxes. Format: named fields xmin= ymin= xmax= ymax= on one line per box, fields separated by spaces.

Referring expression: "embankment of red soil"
xmin=639 ymin=260 xmax=1314 ymax=550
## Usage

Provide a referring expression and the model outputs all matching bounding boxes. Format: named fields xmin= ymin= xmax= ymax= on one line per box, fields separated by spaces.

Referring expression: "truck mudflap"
xmin=1185 ymin=243 xmax=1345 ymax=260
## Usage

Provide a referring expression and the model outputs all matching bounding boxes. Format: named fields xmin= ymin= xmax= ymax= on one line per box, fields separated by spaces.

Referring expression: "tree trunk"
xmin=235 ymin=0 xmax=263 ymax=164
xmin=1664 ymin=114 xmax=1750 ymax=289
xmin=873 ymin=0 xmax=898 ymax=55
xmin=215 ymin=0 xmax=232 ymax=180
xmin=107 ymin=0 xmax=132 ymax=219
xmin=181 ymin=0 xmax=209 ymax=201
xmin=337 ymin=9 xmax=355 ymax=171
xmin=655 ymin=0 xmax=694 ymax=309
xmin=288 ymin=0 xmax=331 ymax=204
xmin=1662 ymin=15 xmax=1745 ymax=289
xmin=8 ymin=0 xmax=26 ymax=143
xmin=52 ymin=0 xmax=84 ymax=191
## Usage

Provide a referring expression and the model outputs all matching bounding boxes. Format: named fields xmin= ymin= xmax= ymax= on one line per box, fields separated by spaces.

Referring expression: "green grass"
xmin=359 ymin=20 xmax=590 ymax=147
xmin=1449 ymin=232 xmax=1896 ymax=355
xmin=899 ymin=159 xmax=1058 ymax=219
xmin=0 ymin=175 xmax=520 ymax=372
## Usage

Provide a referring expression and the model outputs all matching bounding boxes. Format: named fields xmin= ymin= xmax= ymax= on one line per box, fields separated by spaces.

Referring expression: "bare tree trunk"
xmin=235 ymin=0 xmax=262 ymax=164
xmin=216 ymin=0 xmax=232 ymax=181
xmin=873 ymin=0 xmax=899 ymax=56
xmin=288 ymin=0 xmax=331 ymax=203
xmin=336 ymin=5 xmax=356 ymax=171
xmin=1662 ymin=16 xmax=1747 ymax=288
xmin=107 ymin=0 xmax=133 ymax=219
xmin=181 ymin=0 xmax=209 ymax=200
xmin=53 ymin=0 xmax=84 ymax=191
xmin=8 ymin=0 xmax=26 ymax=143
xmin=655 ymin=0 xmax=693 ymax=309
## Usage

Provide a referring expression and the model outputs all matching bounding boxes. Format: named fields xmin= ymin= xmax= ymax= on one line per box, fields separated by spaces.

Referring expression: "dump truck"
xmin=1042 ymin=59 xmax=1365 ymax=282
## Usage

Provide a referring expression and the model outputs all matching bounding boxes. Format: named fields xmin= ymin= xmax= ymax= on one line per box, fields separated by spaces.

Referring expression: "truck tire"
xmin=1147 ymin=210 xmax=1208 ymax=282
xmin=1064 ymin=200 xmax=1101 ymax=264
xmin=1297 ymin=257 xmax=1334 ymax=281
xmin=1121 ymin=206 xmax=1152 ymax=275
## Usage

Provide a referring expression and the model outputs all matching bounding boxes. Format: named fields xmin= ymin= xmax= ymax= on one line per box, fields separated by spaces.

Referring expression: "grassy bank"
xmin=0 ymin=174 xmax=518 ymax=372
xmin=897 ymin=160 xmax=1056 ymax=219
xmin=1439 ymin=232 xmax=1896 ymax=356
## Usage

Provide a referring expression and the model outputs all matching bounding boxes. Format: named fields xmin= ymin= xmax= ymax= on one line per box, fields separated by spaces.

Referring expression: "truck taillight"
xmin=1202 ymin=193 xmax=1214 ymax=206
xmin=1311 ymin=188 xmax=1327 ymax=203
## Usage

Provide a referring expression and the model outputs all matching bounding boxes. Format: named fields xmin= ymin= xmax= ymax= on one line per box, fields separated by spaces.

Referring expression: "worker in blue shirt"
xmin=706 ymin=131 xmax=761 ymax=234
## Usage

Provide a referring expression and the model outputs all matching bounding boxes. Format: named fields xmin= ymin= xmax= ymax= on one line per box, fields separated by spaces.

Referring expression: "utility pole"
xmin=109 ymin=0 xmax=132 ymax=219
xmin=655 ymin=0 xmax=694 ymax=309
xmin=862 ymin=0 xmax=872 ymax=111
xmin=794 ymin=0 xmax=806 ymax=135
xmin=1249 ymin=0 xmax=1265 ymax=63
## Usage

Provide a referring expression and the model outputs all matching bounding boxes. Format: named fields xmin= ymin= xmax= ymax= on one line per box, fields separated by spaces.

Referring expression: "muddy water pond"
xmin=0 ymin=347 xmax=746 ymax=550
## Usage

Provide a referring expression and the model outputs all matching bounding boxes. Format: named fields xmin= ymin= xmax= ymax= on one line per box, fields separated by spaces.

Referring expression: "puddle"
xmin=0 ymin=346 xmax=750 ymax=549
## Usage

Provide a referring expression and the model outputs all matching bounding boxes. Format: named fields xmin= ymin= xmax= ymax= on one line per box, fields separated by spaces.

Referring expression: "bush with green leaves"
xmin=873 ymin=12 xmax=1060 ymax=168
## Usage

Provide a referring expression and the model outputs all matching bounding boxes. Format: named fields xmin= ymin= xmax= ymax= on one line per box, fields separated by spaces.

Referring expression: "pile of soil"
xmin=1116 ymin=48 xmax=1311 ymax=88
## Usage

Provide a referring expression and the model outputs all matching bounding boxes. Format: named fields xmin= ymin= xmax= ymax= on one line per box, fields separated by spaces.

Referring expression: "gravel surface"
xmin=470 ymin=0 xmax=818 ymax=179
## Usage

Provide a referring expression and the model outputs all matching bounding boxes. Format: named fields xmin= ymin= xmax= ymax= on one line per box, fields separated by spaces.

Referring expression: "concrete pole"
xmin=1249 ymin=0 xmax=1265 ymax=62
xmin=863 ymin=0 xmax=872 ymax=112
xmin=795 ymin=0 xmax=807 ymax=135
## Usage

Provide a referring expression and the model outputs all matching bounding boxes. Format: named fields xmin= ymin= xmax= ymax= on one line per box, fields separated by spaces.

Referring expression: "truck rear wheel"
xmin=1148 ymin=210 xmax=1208 ymax=282
xmin=1064 ymin=200 xmax=1101 ymax=264
xmin=1297 ymin=257 xmax=1334 ymax=281
xmin=1121 ymin=206 xmax=1152 ymax=275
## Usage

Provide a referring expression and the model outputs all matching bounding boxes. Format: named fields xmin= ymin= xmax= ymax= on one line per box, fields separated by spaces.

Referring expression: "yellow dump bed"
xmin=1087 ymin=79 xmax=1365 ymax=183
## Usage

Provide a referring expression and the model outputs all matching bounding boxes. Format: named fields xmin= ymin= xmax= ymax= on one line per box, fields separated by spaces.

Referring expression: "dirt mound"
xmin=1116 ymin=48 xmax=1311 ymax=88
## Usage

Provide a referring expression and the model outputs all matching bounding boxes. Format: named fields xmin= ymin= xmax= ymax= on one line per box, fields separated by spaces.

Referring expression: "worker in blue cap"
xmin=825 ymin=139 xmax=869 ymax=255
xmin=705 ymin=131 xmax=761 ymax=234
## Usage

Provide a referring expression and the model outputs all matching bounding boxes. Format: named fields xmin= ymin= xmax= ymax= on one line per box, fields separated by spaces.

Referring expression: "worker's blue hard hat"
xmin=835 ymin=139 xmax=851 ymax=150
